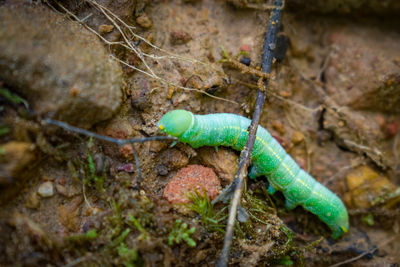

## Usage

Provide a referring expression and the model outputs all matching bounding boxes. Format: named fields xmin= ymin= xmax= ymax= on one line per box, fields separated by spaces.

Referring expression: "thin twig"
xmin=217 ymin=1 xmax=283 ymax=266
xmin=233 ymin=78 xmax=318 ymax=113
xmin=131 ymin=145 xmax=142 ymax=189
xmin=53 ymin=1 xmax=237 ymax=105
xmin=112 ymin=55 xmax=238 ymax=104
xmin=43 ymin=118 xmax=177 ymax=145
xmin=82 ymin=182 xmax=94 ymax=211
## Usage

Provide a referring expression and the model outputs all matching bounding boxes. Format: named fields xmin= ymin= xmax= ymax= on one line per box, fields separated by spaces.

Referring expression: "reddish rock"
xmin=119 ymin=144 xmax=134 ymax=158
xmin=239 ymin=44 xmax=251 ymax=52
xmin=163 ymin=165 xmax=221 ymax=204
xmin=170 ymin=30 xmax=192 ymax=45
xmin=386 ymin=120 xmax=399 ymax=138
xmin=117 ymin=163 xmax=135 ymax=173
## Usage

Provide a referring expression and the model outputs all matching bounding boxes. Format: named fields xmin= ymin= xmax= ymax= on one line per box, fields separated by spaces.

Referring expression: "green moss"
xmin=0 ymin=88 xmax=28 ymax=106
xmin=64 ymin=229 xmax=98 ymax=244
xmin=274 ymin=255 xmax=294 ymax=266
xmin=86 ymin=153 xmax=105 ymax=192
xmin=128 ymin=215 xmax=148 ymax=240
xmin=117 ymin=243 xmax=139 ymax=267
xmin=186 ymin=191 xmax=227 ymax=233
xmin=0 ymin=125 xmax=9 ymax=136
xmin=168 ymin=219 xmax=196 ymax=247
xmin=362 ymin=213 xmax=375 ymax=226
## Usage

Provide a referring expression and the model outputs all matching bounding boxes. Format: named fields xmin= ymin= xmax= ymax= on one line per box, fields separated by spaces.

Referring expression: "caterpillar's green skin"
xmin=158 ymin=110 xmax=349 ymax=238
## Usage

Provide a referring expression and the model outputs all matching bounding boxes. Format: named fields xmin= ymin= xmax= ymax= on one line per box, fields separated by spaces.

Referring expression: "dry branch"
xmin=217 ymin=1 xmax=284 ymax=266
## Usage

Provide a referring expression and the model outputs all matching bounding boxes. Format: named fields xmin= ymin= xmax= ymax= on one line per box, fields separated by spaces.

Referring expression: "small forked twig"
xmin=216 ymin=1 xmax=284 ymax=266
xmin=43 ymin=118 xmax=177 ymax=146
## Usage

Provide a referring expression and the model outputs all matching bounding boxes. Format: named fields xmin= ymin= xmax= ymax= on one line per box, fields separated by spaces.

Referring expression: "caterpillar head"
xmin=157 ymin=110 xmax=193 ymax=137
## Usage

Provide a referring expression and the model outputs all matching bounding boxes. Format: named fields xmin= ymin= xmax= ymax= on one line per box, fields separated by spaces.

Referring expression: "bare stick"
xmin=217 ymin=1 xmax=283 ymax=266
xmin=43 ymin=118 xmax=177 ymax=145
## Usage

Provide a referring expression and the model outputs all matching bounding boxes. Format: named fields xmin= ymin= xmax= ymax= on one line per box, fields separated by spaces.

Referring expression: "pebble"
xmin=24 ymin=192 xmax=40 ymax=209
xmin=198 ymin=147 xmax=238 ymax=184
xmin=0 ymin=141 xmax=36 ymax=183
xmin=239 ymin=44 xmax=251 ymax=52
xmin=149 ymin=141 xmax=167 ymax=153
xmin=271 ymin=120 xmax=285 ymax=136
xmin=344 ymin=166 xmax=396 ymax=209
xmin=291 ymin=131 xmax=305 ymax=145
xmin=119 ymin=144 xmax=134 ymax=158
xmin=37 ymin=181 xmax=54 ymax=198
xmin=98 ymin=24 xmax=114 ymax=34
xmin=157 ymin=148 xmax=189 ymax=175
xmin=385 ymin=120 xmax=399 ymax=138
xmin=136 ymin=13 xmax=152 ymax=28
xmin=55 ymin=184 xmax=68 ymax=197
xmin=239 ymin=57 xmax=251 ymax=66
xmin=58 ymin=196 xmax=83 ymax=231
xmin=170 ymin=30 xmax=192 ymax=45
xmin=117 ymin=163 xmax=135 ymax=173
xmin=163 ymin=165 xmax=221 ymax=204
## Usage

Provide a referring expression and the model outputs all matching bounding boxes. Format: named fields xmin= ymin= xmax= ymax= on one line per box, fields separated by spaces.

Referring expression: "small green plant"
xmin=274 ymin=255 xmax=294 ymax=266
xmin=0 ymin=88 xmax=28 ymax=107
xmin=110 ymin=228 xmax=131 ymax=248
xmin=168 ymin=219 xmax=196 ymax=247
xmin=186 ymin=191 xmax=227 ymax=233
xmin=117 ymin=242 xmax=138 ymax=267
xmin=127 ymin=215 xmax=148 ymax=240
xmin=110 ymin=200 xmax=123 ymax=236
xmin=0 ymin=125 xmax=10 ymax=136
xmin=64 ymin=229 xmax=98 ymax=244
xmin=362 ymin=213 xmax=375 ymax=226
xmin=85 ymin=153 xmax=105 ymax=192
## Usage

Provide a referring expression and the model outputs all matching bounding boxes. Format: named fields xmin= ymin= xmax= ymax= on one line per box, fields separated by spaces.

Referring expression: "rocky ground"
xmin=0 ymin=0 xmax=399 ymax=266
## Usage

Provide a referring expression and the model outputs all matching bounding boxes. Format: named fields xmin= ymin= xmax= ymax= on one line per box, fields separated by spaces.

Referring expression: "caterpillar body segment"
xmin=158 ymin=110 xmax=349 ymax=239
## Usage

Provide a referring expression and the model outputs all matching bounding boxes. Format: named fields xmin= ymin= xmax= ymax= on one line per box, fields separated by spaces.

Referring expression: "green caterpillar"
xmin=158 ymin=110 xmax=349 ymax=238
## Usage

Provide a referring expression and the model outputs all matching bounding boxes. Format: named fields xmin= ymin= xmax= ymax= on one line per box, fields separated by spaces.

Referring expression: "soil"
xmin=1 ymin=0 xmax=400 ymax=266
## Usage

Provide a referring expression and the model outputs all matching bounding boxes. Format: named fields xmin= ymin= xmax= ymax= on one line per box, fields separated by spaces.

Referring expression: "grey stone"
xmin=0 ymin=1 xmax=123 ymax=128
